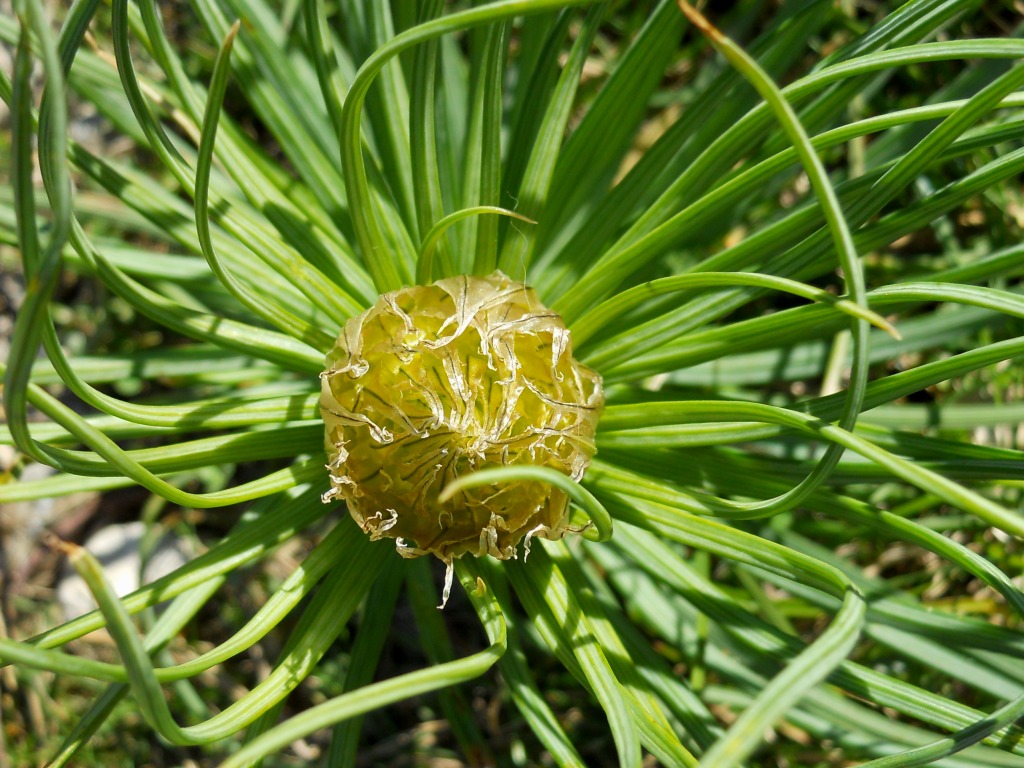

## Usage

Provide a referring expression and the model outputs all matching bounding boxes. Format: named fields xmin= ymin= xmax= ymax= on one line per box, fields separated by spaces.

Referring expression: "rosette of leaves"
xmin=2 ymin=0 xmax=1024 ymax=766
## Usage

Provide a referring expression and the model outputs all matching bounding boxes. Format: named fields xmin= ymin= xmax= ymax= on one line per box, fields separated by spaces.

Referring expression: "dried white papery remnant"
xmin=320 ymin=271 xmax=604 ymax=573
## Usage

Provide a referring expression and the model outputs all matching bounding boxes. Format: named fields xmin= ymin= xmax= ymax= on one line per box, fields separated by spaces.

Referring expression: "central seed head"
xmin=319 ymin=272 xmax=603 ymax=566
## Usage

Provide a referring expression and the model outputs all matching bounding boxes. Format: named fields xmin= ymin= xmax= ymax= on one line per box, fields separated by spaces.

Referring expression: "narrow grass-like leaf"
xmin=193 ymin=20 xmax=336 ymax=348
xmin=45 ymin=572 xmax=225 ymax=767
xmin=699 ymin=588 xmax=865 ymax=768
xmin=418 ymin=206 xmax=536 ymax=284
xmin=537 ymin=0 xmax=684 ymax=256
xmin=339 ymin=0 xmax=604 ymax=291
xmin=111 ymin=1 xmax=343 ymax=346
xmin=601 ymin=511 xmax=1024 ymax=755
xmin=479 ymin=568 xmax=586 ymax=767
xmin=3 ymin=2 xmax=69 ymax=463
xmin=471 ymin=21 xmax=510 ymax=276
xmin=546 ymin=542 xmax=701 ymax=767
xmin=500 ymin=9 xmax=572 ymax=227
xmin=190 ymin=0 xmax=352 ymax=226
xmin=506 ymin=549 xmax=642 ymax=768
xmin=326 ymin=563 xmax=404 ymax=768
xmin=496 ymin=4 xmax=607 ymax=276
xmin=134 ymin=0 xmax=371 ymax=307
xmin=586 ymin=544 xmax=725 ymax=753
xmin=24 ymin=489 xmax=325 ymax=650
xmin=531 ymin=0 xmax=834 ymax=295
xmin=598 ymin=400 xmax=1024 ymax=536
xmin=2 ymin=366 xmax=320 ymax=508
xmin=406 ymin=558 xmax=495 ymax=761
xmin=860 ymin=696 xmax=1024 ymax=768
xmin=409 ymin=0 xmax=446 ymax=249
xmin=440 ymin=464 xmax=613 ymax=542
xmin=554 ymin=40 xmax=1024 ymax=329
xmin=362 ymin=0 xmax=415 ymax=227
xmin=53 ymin=192 xmax=324 ymax=369
xmin=56 ymin=528 xmax=385 ymax=745
xmin=572 ymin=271 xmax=898 ymax=347
xmin=0 ymin=522 xmax=353 ymax=684
xmin=218 ymin=560 xmax=506 ymax=768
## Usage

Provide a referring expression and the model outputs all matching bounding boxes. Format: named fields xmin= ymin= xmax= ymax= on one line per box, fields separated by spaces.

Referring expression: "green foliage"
xmin=2 ymin=0 xmax=1024 ymax=765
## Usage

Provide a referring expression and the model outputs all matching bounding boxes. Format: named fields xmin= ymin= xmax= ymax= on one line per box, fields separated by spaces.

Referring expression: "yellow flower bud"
xmin=320 ymin=271 xmax=603 ymax=571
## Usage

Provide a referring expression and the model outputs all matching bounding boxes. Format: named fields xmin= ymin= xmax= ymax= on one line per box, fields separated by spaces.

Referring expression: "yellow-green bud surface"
xmin=320 ymin=272 xmax=603 ymax=566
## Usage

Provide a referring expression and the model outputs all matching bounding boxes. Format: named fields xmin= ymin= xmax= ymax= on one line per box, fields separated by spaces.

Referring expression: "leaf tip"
xmin=676 ymin=0 xmax=725 ymax=44
xmin=42 ymin=530 xmax=80 ymax=558
xmin=226 ymin=19 xmax=242 ymax=46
